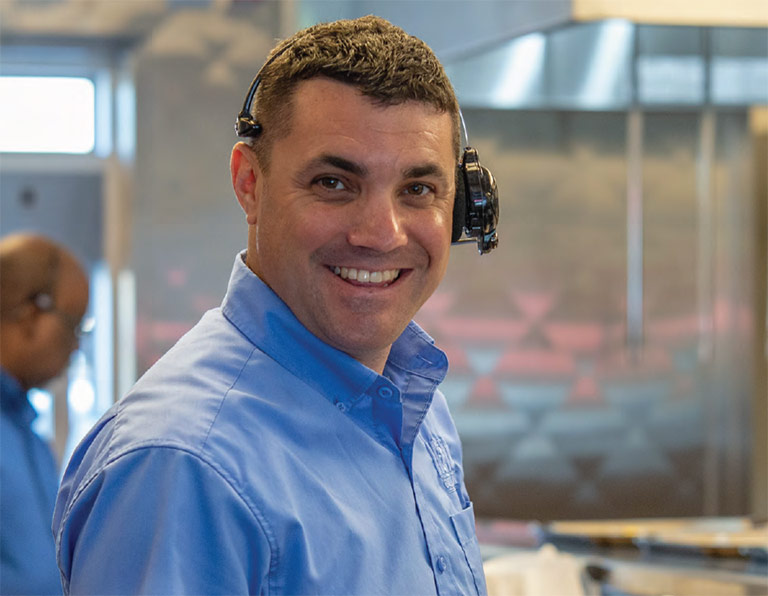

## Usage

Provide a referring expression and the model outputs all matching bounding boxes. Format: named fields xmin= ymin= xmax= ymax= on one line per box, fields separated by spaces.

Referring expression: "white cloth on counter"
xmin=483 ymin=544 xmax=587 ymax=596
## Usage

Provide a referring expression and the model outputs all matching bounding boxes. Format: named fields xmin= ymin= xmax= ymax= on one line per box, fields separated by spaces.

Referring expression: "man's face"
xmin=234 ymin=78 xmax=456 ymax=371
xmin=27 ymin=265 xmax=89 ymax=388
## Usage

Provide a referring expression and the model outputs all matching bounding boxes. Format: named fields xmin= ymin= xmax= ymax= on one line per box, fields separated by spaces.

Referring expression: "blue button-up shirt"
xmin=54 ymin=253 xmax=486 ymax=595
xmin=1 ymin=369 xmax=61 ymax=595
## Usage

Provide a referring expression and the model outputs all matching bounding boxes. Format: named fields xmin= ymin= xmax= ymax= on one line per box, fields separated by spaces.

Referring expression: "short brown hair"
xmin=247 ymin=15 xmax=460 ymax=170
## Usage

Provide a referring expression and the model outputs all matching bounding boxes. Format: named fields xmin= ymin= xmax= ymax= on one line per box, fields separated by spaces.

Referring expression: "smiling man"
xmin=54 ymin=16 xmax=490 ymax=596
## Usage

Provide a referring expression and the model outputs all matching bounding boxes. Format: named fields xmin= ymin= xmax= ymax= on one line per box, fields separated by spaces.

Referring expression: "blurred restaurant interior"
xmin=1 ymin=0 xmax=766 ymax=594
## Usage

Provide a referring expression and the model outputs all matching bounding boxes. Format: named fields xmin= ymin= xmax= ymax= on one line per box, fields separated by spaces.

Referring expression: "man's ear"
xmin=231 ymin=142 xmax=261 ymax=225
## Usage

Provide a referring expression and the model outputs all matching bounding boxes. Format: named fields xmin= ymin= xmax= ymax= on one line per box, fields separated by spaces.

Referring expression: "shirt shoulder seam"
xmin=199 ymin=343 xmax=258 ymax=450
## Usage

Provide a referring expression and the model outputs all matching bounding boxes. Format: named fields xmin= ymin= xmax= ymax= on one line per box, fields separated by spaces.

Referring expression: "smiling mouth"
xmin=330 ymin=266 xmax=402 ymax=285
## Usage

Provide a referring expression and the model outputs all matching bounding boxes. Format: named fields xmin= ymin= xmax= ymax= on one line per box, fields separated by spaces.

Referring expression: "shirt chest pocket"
xmin=450 ymin=502 xmax=487 ymax=595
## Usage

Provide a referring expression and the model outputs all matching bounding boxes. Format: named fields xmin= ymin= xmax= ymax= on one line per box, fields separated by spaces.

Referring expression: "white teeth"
xmin=331 ymin=266 xmax=401 ymax=285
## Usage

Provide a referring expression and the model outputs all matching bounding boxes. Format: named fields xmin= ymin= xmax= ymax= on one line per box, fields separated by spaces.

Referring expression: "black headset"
xmin=235 ymin=45 xmax=499 ymax=255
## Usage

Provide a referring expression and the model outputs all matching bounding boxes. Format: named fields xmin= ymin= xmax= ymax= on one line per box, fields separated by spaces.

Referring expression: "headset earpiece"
xmin=31 ymin=292 xmax=55 ymax=311
xmin=235 ymin=113 xmax=262 ymax=138
xmin=452 ymin=166 xmax=467 ymax=243
xmin=452 ymin=147 xmax=499 ymax=254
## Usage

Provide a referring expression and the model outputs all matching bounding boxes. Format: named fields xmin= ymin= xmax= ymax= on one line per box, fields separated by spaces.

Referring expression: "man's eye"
xmin=405 ymin=183 xmax=431 ymax=196
xmin=316 ymin=177 xmax=346 ymax=191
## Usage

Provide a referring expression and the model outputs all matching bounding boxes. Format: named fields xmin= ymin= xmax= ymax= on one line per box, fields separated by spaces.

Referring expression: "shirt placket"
xmin=395 ymin=378 xmax=462 ymax=596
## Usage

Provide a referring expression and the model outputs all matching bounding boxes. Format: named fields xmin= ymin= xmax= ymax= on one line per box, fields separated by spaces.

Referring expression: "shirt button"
xmin=436 ymin=555 xmax=447 ymax=574
xmin=335 ymin=400 xmax=347 ymax=412
xmin=377 ymin=386 xmax=393 ymax=399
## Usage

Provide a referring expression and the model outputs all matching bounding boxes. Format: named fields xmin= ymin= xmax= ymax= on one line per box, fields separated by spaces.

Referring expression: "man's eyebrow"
xmin=306 ymin=154 xmax=368 ymax=177
xmin=403 ymin=163 xmax=448 ymax=180
xmin=305 ymin=155 xmax=449 ymax=181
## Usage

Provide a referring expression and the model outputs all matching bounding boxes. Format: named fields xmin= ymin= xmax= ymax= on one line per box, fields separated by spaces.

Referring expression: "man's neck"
xmin=356 ymin=349 xmax=391 ymax=376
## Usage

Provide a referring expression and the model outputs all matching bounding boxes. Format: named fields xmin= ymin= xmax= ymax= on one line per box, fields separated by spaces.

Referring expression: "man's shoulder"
xmin=67 ymin=310 xmax=266 ymax=467
xmin=113 ymin=309 xmax=269 ymax=449
xmin=57 ymin=309 xmax=283 ymax=508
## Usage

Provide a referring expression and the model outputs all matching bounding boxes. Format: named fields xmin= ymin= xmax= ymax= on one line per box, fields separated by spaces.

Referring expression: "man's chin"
xmin=326 ymin=327 xmax=408 ymax=367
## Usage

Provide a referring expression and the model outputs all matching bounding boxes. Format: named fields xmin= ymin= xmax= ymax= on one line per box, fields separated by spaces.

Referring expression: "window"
xmin=0 ymin=76 xmax=95 ymax=154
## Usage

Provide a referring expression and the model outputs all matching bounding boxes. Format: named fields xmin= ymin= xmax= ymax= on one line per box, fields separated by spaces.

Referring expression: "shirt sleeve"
xmin=56 ymin=446 xmax=272 ymax=595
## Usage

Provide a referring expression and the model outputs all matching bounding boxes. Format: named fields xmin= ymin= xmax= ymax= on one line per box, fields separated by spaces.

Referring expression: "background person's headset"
xmin=235 ymin=42 xmax=499 ymax=255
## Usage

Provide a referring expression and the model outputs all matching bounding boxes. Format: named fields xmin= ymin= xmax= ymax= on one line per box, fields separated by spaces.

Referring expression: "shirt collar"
xmin=220 ymin=251 xmax=448 ymax=411
xmin=385 ymin=322 xmax=449 ymax=383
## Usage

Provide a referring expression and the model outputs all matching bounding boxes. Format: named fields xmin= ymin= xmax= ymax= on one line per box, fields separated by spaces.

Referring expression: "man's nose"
xmin=346 ymin=193 xmax=408 ymax=252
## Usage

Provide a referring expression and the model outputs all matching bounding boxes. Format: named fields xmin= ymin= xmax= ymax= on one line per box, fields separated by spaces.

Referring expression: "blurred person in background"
xmin=54 ymin=15 xmax=494 ymax=595
xmin=0 ymin=233 xmax=89 ymax=596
